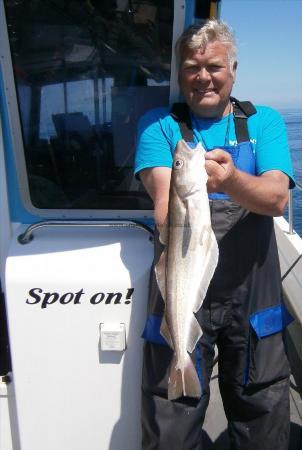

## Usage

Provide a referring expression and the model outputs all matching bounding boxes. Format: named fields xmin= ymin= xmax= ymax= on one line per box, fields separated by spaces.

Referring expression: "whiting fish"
xmin=155 ymin=139 xmax=219 ymax=400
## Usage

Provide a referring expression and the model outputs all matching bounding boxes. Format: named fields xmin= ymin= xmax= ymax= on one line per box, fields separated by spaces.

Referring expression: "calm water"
xmin=279 ymin=108 xmax=302 ymax=237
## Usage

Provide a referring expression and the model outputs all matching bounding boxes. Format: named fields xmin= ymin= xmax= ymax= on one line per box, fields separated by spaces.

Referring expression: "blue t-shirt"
xmin=134 ymin=105 xmax=295 ymax=187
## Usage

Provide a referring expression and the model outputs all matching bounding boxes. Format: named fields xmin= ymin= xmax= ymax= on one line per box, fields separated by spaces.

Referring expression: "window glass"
xmin=4 ymin=0 xmax=174 ymax=210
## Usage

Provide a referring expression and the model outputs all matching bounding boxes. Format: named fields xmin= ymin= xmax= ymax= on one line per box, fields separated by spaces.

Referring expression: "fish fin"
xmin=154 ymin=249 xmax=166 ymax=300
xmin=182 ymin=206 xmax=192 ymax=257
xmin=168 ymin=353 xmax=201 ymax=400
xmin=160 ymin=315 xmax=174 ymax=349
xmin=193 ymin=228 xmax=219 ymax=314
xmin=184 ymin=198 xmax=203 ymax=253
xmin=183 ymin=353 xmax=202 ymax=398
xmin=155 ymin=248 xmax=174 ymax=349
xmin=158 ymin=219 xmax=169 ymax=245
xmin=183 ymin=205 xmax=189 ymax=231
xmin=168 ymin=354 xmax=184 ymax=400
xmin=196 ymin=141 xmax=206 ymax=154
xmin=199 ymin=223 xmax=209 ymax=246
xmin=187 ymin=314 xmax=203 ymax=354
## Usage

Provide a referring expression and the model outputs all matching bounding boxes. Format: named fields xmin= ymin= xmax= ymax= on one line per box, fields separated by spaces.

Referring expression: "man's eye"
xmin=208 ymin=65 xmax=223 ymax=71
xmin=184 ymin=65 xmax=199 ymax=71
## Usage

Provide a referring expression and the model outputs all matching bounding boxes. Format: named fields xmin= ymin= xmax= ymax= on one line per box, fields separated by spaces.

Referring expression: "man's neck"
xmin=193 ymin=101 xmax=232 ymax=120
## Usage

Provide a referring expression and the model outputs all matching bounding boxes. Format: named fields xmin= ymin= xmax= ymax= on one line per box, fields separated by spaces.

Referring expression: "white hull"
xmin=1 ymin=217 xmax=301 ymax=450
xmin=2 ymin=223 xmax=153 ymax=450
xmin=274 ymin=217 xmax=302 ymax=359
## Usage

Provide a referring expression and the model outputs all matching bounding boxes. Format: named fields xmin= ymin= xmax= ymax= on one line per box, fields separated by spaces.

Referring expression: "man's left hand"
xmin=205 ymin=149 xmax=235 ymax=192
xmin=205 ymin=149 xmax=289 ymax=216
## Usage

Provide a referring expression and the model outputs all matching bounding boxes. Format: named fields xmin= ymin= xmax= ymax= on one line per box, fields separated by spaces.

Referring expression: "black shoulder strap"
xmin=170 ymin=103 xmax=194 ymax=142
xmin=171 ymin=98 xmax=257 ymax=144
xmin=230 ymin=96 xmax=257 ymax=143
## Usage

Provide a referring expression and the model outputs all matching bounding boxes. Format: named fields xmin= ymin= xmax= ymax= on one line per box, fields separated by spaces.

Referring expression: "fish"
xmin=155 ymin=139 xmax=219 ymax=400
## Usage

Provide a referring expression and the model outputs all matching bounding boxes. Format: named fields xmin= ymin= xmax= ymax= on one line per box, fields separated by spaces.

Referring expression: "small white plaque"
xmin=100 ymin=323 xmax=126 ymax=351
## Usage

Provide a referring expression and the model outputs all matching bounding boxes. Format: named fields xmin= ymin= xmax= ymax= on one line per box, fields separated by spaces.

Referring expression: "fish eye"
xmin=174 ymin=159 xmax=184 ymax=169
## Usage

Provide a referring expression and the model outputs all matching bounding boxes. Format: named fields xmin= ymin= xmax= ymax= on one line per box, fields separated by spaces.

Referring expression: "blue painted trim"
xmin=0 ymin=67 xmax=16 ymax=221
xmin=0 ymin=68 xmax=40 ymax=223
xmin=185 ymin=0 xmax=196 ymax=28
xmin=142 ymin=314 xmax=169 ymax=346
xmin=250 ymin=304 xmax=294 ymax=339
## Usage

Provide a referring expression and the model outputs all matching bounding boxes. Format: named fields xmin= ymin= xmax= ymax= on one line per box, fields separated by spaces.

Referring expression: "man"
xmin=135 ymin=19 xmax=295 ymax=450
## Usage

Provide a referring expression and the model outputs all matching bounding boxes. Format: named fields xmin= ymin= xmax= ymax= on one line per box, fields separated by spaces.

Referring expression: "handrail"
xmin=17 ymin=183 xmax=302 ymax=241
xmin=288 ymin=181 xmax=302 ymax=235
xmin=18 ymin=220 xmax=154 ymax=244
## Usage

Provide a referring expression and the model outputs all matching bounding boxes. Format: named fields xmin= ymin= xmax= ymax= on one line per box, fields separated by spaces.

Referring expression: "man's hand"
xmin=205 ymin=149 xmax=236 ymax=192
xmin=205 ymin=148 xmax=289 ymax=216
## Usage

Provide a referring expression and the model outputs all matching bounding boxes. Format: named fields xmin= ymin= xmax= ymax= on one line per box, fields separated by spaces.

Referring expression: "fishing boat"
xmin=0 ymin=1 xmax=301 ymax=449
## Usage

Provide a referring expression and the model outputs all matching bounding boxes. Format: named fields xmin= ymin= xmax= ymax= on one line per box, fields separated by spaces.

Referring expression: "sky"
xmin=220 ymin=0 xmax=302 ymax=108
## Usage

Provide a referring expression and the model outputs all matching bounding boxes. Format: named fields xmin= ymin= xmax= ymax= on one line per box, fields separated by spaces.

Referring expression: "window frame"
xmin=0 ymin=0 xmax=185 ymax=221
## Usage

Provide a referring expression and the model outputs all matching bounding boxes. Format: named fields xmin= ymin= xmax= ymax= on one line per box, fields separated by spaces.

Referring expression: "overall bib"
xmin=141 ymin=100 xmax=292 ymax=450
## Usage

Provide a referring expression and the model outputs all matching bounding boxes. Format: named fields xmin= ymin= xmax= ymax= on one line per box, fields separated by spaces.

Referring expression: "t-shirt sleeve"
xmin=134 ymin=108 xmax=174 ymax=177
xmin=253 ymin=107 xmax=295 ymax=188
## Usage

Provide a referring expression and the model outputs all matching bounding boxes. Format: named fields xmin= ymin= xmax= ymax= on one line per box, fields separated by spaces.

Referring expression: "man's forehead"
xmin=181 ymin=41 xmax=229 ymax=62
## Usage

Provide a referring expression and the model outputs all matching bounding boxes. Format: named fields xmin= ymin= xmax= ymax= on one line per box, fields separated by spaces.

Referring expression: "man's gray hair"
xmin=176 ymin=19 xmax=237 ymax=71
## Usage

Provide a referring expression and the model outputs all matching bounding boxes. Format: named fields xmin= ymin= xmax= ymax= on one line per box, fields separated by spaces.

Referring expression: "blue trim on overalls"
xmin=243 ymin=304 xmax=294 ymax=384
xmin=142 ymin=314 xmax=168 ymax=346
xmin=250 ymin=303 xmax=294 ymax=339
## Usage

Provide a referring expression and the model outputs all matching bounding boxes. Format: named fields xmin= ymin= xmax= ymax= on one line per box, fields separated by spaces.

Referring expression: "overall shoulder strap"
xmin=171 ymin=98 xmax=257 ymax=144
xmin=170 ymin=103 xmax=194 ymax=142
xmin=230 ymin=96 xmax=257 ymax=143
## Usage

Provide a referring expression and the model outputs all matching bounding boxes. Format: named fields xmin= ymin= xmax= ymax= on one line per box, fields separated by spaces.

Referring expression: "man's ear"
xmin=232 ymin=61 xmax=238 ymax=81
xmin=178 ymin=71 xmax=184 ymax=93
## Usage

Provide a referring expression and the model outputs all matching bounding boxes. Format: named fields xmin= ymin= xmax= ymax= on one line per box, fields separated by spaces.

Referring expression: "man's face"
xmin=179 ymin=41 xmax=237 ymax=119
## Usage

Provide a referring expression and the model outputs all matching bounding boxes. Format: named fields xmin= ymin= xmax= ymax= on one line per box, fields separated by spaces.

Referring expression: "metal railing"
xmin=288 ymin=181 xmax=302 ymax=235
xmin=15 ymin=184 xmax=302 ymax=240
xmin=18 ymin=220 xmax=154 ymax=244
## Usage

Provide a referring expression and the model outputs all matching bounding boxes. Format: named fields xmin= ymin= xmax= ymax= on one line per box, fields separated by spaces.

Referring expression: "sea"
xmin=279 ymin=108 xmax=302 ymax=237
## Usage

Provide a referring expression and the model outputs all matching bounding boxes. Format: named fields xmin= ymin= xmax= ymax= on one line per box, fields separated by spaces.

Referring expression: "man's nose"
xmin=197 ymin=67 xmax=210 ymax=81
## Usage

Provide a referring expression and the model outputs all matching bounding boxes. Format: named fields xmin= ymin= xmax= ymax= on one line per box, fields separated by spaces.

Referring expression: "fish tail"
xmin=168 ymin=354 xmax=184 ymax=400
xmin=182 ymin=353 xmax=202 ymax=399
xmin=168 ymin=353 xmax=201 ymax=400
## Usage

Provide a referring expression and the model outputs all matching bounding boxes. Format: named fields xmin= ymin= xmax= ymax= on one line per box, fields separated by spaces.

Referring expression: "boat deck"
xmin=202 ymin=332 xmax=302 ymax=449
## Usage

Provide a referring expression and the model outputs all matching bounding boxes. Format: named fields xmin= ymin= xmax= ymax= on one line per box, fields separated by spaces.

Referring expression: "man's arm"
xmin=140 ymin=167 xmax=171 ymax=230
xmin=205 ymin=149 xmax=289 ymax=216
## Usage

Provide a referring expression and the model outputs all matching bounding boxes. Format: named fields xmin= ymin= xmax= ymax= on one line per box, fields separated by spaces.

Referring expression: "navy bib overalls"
xmin=141 ymin=99 xmax=292 ymax=450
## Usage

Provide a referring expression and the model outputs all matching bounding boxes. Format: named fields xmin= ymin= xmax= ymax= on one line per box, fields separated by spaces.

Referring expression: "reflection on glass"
xmin=4 ymin=0 xmax=173 ymax=210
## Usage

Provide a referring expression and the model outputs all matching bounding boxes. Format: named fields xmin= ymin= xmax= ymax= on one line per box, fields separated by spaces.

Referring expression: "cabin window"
xmin=4 ymin=0 xmax=174 ymax=210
